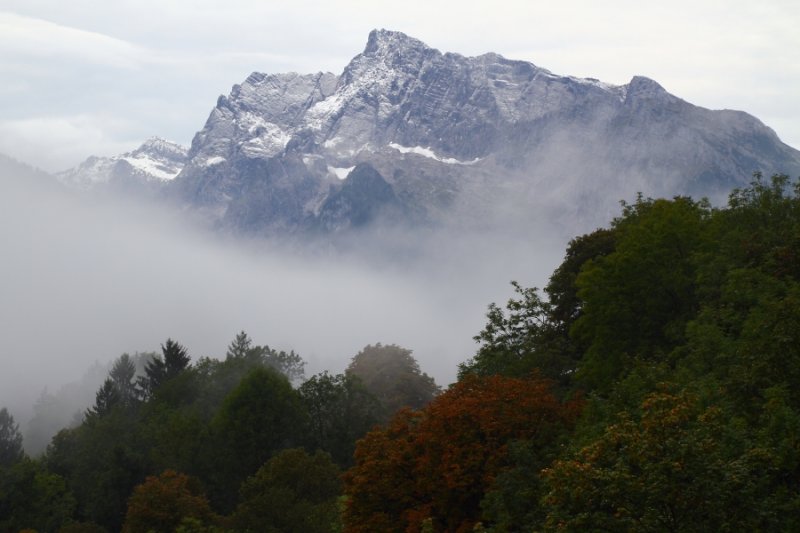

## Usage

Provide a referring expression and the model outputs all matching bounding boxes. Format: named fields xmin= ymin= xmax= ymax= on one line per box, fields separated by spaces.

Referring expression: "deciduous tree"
xmin=299 ymin=372 xmax=382 ymax=466
xmin=572 ymin=196 xmax=709 ymax=391
xmin=542 ymin=390 xmax=763 ymax=531
xmin=209 ymin=366 xmax=306 ymax=510
xmin=122 ymin=470 xmax=216 ymax=533
xmin=343 ymin=374 xmax=581 ymax=532
xmin=231 ymin=448 xmax=342 ymax=532
xmin=346 ymin=343 xmax=439 ymax=418
xmin=0 ymin=458 xmax=76 ymax=532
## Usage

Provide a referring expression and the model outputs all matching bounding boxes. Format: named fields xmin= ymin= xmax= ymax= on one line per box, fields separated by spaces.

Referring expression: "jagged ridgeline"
xmin=59 ymin=29 xmax=800 ymax=238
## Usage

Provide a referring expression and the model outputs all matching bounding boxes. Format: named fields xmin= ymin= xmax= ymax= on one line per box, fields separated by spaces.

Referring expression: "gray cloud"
xmin=0 ymin=161 xmax=565 ymax=429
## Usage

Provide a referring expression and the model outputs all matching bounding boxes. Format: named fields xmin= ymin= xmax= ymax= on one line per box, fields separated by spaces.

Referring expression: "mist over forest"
xmin=4 ymin=163 xmax=800 ymax=531
xmin=0 ymin=154 xmax=565 ymax=430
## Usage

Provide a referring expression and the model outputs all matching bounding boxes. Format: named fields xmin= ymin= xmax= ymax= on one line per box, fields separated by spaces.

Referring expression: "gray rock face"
xmin=170 ymin=29 xmax=800 ymax=236
xmin=315 ymin=163 xmax=405 ymax=232
xmin=66 ymin=30 xmax=800 ymax=237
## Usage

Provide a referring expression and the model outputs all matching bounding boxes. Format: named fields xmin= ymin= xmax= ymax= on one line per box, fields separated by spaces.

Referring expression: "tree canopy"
xmin=343 ymin=374 xmax=581 ymax=532
xmin=346 ymin=343 xmax=440 ymax=418
xmin=0 ymin=408 xmax=24 ymax=468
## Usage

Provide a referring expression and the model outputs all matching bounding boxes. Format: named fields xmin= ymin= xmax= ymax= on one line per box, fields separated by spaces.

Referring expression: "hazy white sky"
xmin=0 ymin=0 xmax=798 ymax=172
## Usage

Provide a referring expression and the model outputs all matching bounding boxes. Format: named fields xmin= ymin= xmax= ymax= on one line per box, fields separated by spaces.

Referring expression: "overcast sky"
xmin=0 ymin=0 xmax=798 ymax=172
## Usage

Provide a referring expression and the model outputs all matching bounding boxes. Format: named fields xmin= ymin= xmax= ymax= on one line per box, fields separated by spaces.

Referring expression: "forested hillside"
xmin=2 ymin=173 xmax=800 ymax=531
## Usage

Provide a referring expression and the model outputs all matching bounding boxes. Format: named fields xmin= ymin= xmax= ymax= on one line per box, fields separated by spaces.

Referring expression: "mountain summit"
xmin=58 ymin=137 xmax=187 ymax=193
xmin=64 ymin=30 xmax=800 ymax=237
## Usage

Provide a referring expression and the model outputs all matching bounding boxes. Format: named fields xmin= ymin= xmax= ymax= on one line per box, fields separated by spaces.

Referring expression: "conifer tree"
xmin=0 ymin=407 xmax=24 ymax=467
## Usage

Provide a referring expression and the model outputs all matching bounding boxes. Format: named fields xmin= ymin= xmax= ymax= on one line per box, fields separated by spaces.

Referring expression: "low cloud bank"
xmin=0 ymin=163 xmax=565 ymax=431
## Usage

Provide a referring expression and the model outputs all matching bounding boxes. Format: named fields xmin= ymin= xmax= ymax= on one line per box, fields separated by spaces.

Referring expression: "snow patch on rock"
xmin=329 ymin=166 xmax=355 ymax=180
xmin=201 ymin=156 xmax=226 ymax=167
xmin=388 ymin=143 xmax=481 ymax=165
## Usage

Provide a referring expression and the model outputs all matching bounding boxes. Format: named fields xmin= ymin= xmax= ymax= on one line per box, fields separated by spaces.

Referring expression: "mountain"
xmin=63 ymin=30 xmax=800 ymax=238
xmin=1 ymin=152 xmax=56 ymax=185
xmin=58 ymin=137 xmax=187 ymax=195
xmin=0 ymin=152 xmax=67 ymax=203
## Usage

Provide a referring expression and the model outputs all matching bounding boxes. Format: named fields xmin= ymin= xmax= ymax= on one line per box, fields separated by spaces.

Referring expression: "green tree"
xmin=231 ymin=448 xmax=342 ymax=532
xmin=0 ymin=408 xmax=24 ymax=467
xmin=299 ymin=372 xmax=383 ymax=466
xmin=224 ymin=331 xmax=305 ymax=383
xmin=346 ymin=344 xmax=439 ymax=419
xmin=138 ymin=339 xmax=191 ymax=398
xmin=571 ymin=196 xmax=709 ymax=391
xmin=209 ymin=367 xmax=306 ymax=511
xmin=0 ymin=458 xmax=76 ymax=532
xmin=86 ymin=379 xmax=121 ymax=419
xmin=110 ymin=353 xmax=139 ymax=407
xmin=460 ymin=283 xmax=568 ymax=384
xmin=676 ymin=174 xmax=800 ymax=413
xmin=460 ymin=229 xmax=615 ymax=388
xmin=259 ymin=346 xmax=305 ymax=384
xmin=545 ymin=228 xmax=616 ymax=332
xmin=225 ymin=331 xmax=252 ymax=360
xmin=46 ymin=414 xmax=146 ymax=531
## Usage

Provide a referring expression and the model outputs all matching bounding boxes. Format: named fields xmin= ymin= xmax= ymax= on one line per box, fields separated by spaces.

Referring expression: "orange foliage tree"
xmin=343 ymin=374 xmax=582 ymax=533
xmin=122 ymin=470 xmax=216 ymax=533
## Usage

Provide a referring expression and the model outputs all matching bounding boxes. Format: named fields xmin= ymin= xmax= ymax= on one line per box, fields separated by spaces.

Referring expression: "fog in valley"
xmin=0 ymin=156 xmax=567 ymax=448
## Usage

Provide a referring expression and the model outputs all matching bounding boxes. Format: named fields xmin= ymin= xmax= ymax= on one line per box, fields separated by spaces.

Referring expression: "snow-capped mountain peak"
xmin=60 ymin=29 xmax=800 ymax=237
xmin=58 ymin=137 xmax=188 ymax=191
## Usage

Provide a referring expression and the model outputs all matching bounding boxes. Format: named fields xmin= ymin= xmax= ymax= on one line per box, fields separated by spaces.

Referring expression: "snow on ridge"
xmin=554 ymin=75 xmax=626 ymax=102
xmin=388 ymin=143 xmax=481 ymax=165
xmin=122 ymin=154 xmax=182 ymax=181
xmin=137 ymin=136 xmax=188 ymax=157
xmin=235 ymin=112 xmax=292 ymax=158
xmin=305 ymin=48 xmax=397 ymax=131
xmin=56 ymin=156 xmax=114 ymax=188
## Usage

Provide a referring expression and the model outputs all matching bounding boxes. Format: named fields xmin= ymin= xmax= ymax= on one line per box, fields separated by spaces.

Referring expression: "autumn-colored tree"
xmin=542 ymin=390 xmax=767 ymax=531
xmin=343 ymin=409 xmax=422 ymax=533
xmin=122 ymin=470 xmax=216 ymax=533
xmin=343 ymin=374 xmax=581 ymax=533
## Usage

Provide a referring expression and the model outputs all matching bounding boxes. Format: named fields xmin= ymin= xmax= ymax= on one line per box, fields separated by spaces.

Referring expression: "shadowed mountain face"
xmin=64 ymin=29 xmax=800 ymax=238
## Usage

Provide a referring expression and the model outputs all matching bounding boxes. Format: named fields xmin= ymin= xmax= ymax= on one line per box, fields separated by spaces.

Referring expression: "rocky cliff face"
xmin=63 ymin=30 xmax=800 ymax=238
